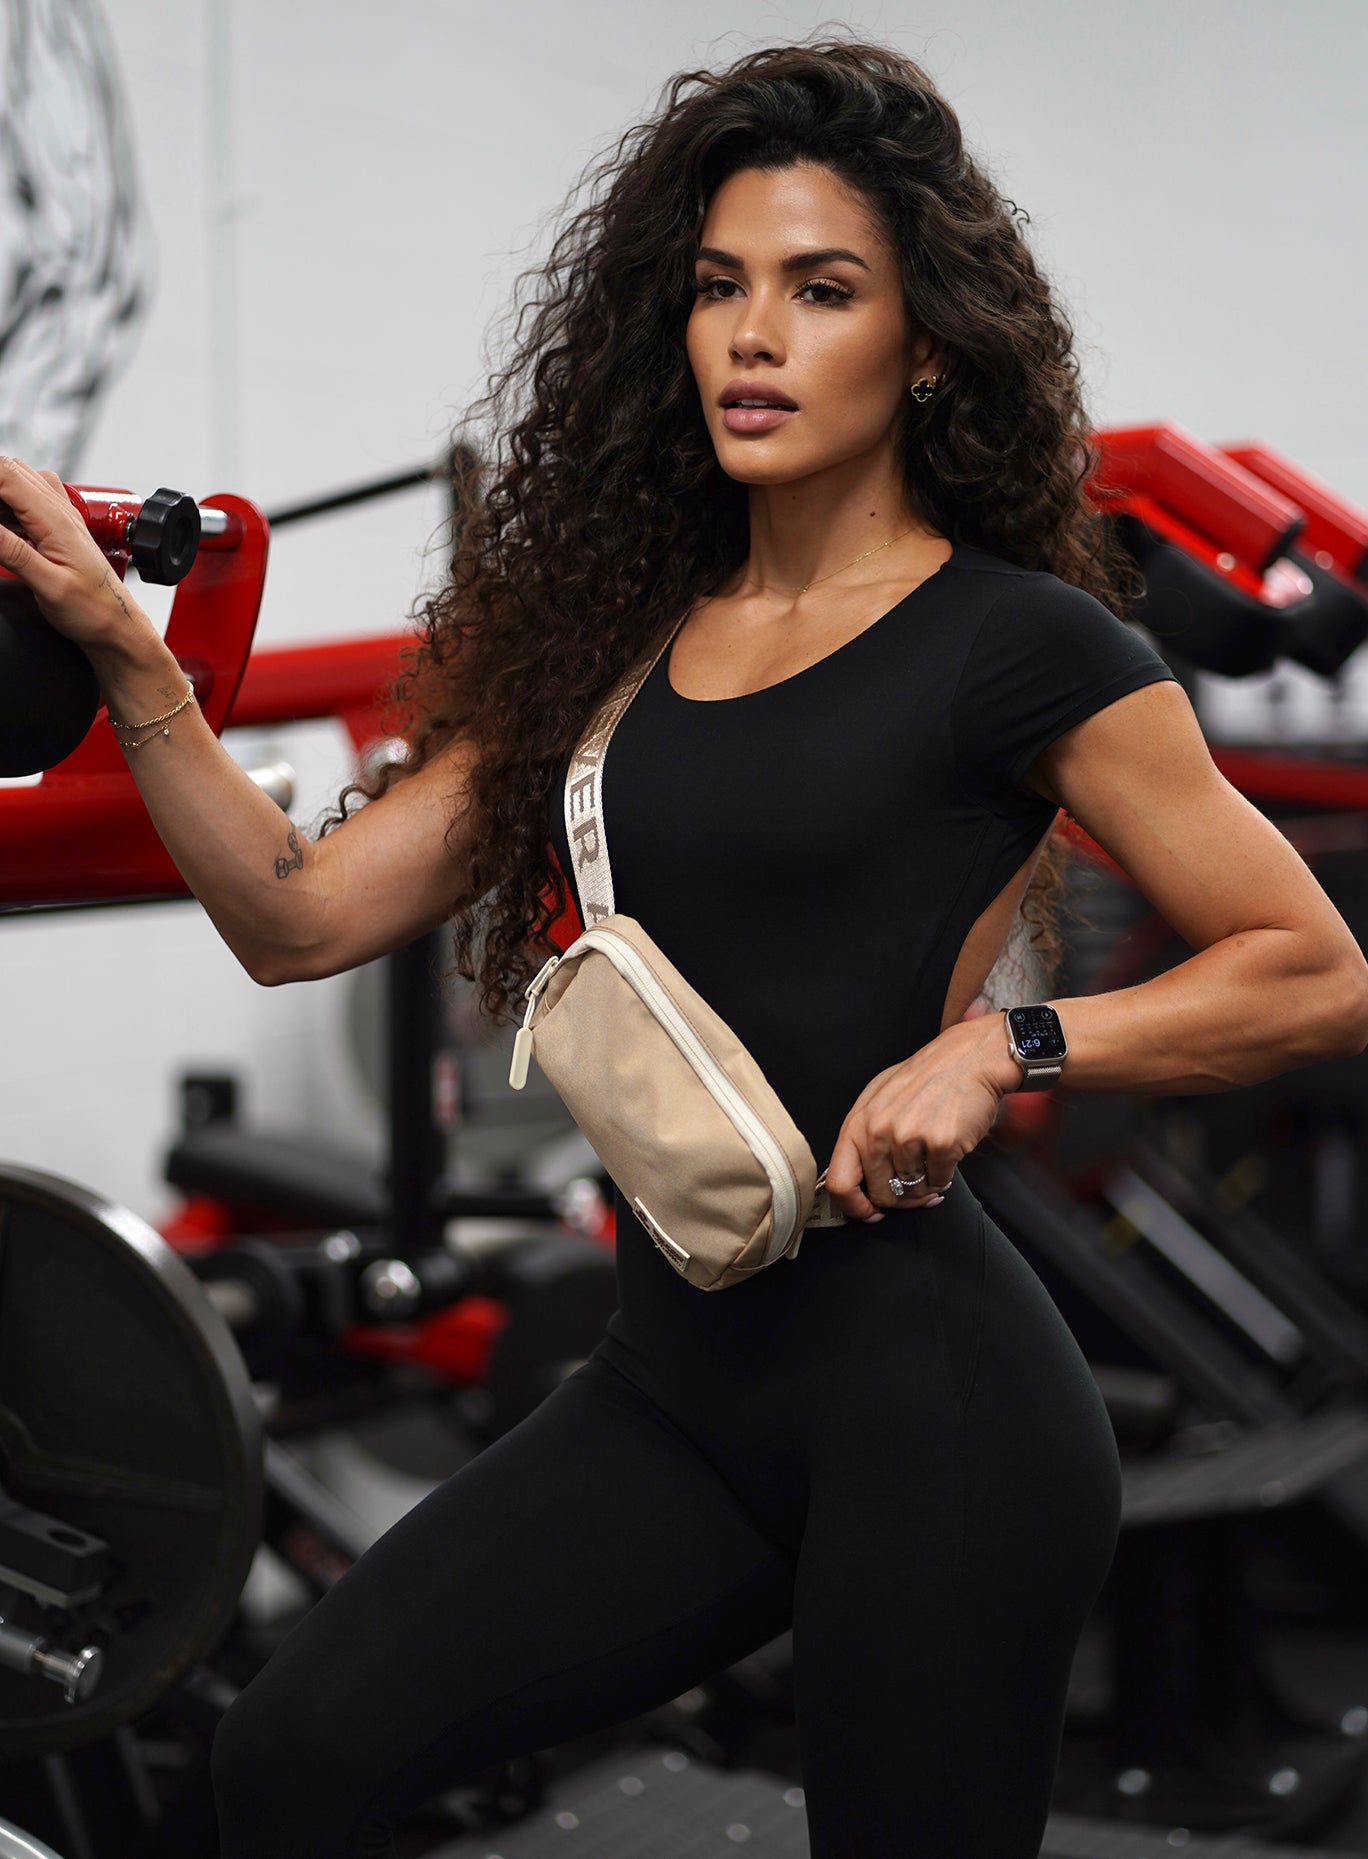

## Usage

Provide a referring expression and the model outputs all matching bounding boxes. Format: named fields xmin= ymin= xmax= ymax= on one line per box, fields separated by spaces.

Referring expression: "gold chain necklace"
xmin=745 ymin=523 xmax=923 ymax=597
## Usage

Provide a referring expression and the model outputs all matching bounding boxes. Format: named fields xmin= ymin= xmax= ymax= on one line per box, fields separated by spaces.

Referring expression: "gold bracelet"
xmin=109 ymin=680 xmax=197 ymax=749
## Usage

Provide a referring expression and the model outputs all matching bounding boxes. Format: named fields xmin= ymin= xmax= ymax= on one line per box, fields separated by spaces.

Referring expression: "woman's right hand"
xmin=0 ymin=453 xmax=149 ymax=652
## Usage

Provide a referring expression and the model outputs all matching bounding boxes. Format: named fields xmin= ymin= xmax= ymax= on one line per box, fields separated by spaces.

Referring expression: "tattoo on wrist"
xmin=100 ymin=565 xmax=131 ymax=622
xmin=274 ymin=829 xmax=304 ymax=880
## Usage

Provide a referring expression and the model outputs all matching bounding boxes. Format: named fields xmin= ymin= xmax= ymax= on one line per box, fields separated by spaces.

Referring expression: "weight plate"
xmin=0 ymin=1166 xmax=262 ymax=1756
xmin=0 ymin=1814 xmax=66 ymax=1858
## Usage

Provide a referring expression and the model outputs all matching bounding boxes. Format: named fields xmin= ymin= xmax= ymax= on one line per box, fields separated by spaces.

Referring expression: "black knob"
xmin=130 ymin=488 xmax=201 ymax=585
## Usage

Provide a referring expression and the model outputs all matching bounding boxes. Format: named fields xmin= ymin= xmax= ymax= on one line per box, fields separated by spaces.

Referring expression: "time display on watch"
xmin=1006 ymin=1004 xmax=1068 ymax=1063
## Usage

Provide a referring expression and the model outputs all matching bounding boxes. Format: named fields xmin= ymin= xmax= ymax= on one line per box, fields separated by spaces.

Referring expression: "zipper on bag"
xmin=508 ymin=953 xmax=561 ymax=1090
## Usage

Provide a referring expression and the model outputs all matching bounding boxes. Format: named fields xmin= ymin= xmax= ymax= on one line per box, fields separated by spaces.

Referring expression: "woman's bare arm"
xmin=826 ymin=676 xmax=1368 ymax=1220
xmin=0 ymin=455 xmax=486 ymax=987
xmin=88 ymin=624 xmax=484 ymax=987
xmin=977 ymin=678 xmax=1368 ymax=1093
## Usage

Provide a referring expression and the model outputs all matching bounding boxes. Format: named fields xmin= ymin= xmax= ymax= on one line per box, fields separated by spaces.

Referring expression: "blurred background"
xmin=3 ymin=4 xmax=1368 ymax=1857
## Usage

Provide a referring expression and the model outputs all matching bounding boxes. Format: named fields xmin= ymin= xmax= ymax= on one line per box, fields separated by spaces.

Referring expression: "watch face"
xmin=1007 ymin=1004 xmax=1067 ymax=1062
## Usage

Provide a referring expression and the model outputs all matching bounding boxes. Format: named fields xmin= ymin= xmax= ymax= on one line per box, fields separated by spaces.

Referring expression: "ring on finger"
xmin=887 ymin=1170 xmax=927 ymax=1198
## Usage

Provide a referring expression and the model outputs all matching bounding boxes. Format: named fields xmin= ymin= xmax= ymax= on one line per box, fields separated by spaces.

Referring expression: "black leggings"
xmin=210 ymin=1178 xmax=1122 ymax=1857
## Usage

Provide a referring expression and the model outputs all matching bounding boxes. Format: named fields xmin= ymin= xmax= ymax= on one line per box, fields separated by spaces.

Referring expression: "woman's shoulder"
xmin=946 ymin=544 xmax=1179 ymax=807
xmin=946 ymin=543 xmax=1133 ymax=642
xmin=947 ymin=539 xmax=1030 ymax=581
xmin=948 ymin=541 xmax=1098 ymax=609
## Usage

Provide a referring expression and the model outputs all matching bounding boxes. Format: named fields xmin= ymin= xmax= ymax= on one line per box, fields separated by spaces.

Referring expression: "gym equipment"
xmin=164 ymin=1012 xmax=593 ymax=1222
xmin=1079 ymin=1405 xmax=1368 ymax=1835
xmin=179 ymin=1213 xmax=618 ymax=1448
xmin=0 ymin=1818 xmax=66 ymax=1859
xmin=0 ymin=487 xmax=267 ymax=900
xmin=58 ymin=486 xmax=207 ymax=587
xmin=0 ymin=1164 xmax=261 ymax=1760
xmin=1226 ymin=440 xmax=1368 ymax=587
xmin=162 ymin=948 xmax=621 ymax=1449
xmin=475 ymin=1232 xmax=623 ymax=1439
xmin=960 ymin=1139 xmax=1368 ymax=1836
xmin=0 ymin=579 xmax=99 ymax=778
xmin=0 ymin=487 xmax=234 ymax=778
xmin=1091 ymin=422 xmax=1368 ymax=679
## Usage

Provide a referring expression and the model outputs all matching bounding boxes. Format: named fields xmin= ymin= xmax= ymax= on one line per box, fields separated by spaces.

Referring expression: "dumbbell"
xmin=0 ymin=485 xmax=227 ymax=777
xmin=188 ymin=1226 xmax=617 ymax=1444
xmin=0 ymin=1576 xmax=103 ymax=1709
xmin=189 ymin=1233 xmax=478 ymax=1379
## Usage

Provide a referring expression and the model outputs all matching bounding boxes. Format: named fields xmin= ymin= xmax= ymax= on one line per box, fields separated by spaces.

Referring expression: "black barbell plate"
xmin=0 ymin=582 xmax=100 ymax=778
xmin=0 ymin=1165 xmax=262 ymax=1757
xmin=0 ymin=1814 xmax=67 ymax=1858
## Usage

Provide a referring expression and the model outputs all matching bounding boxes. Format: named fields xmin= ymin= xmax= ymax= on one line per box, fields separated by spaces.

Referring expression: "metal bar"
xmin=263 ymin=462 xmax=442 ymax=530
xmin=1102 ymin=1165 xmax=1305 ymax=1367
xmin=378 ymin=461 xmax=467 ymax=1255
xmin=243 ymin=761 xmax=295 ymax=811
xmin=384 ymin=927 xmax=447 ymax=1255
xmin=964 ymin=1149 xmax=1289 ymax=1425
xmin=230 ymin=635 xmax=403 ymax=726
xmin=1134 ymin=1140 xmax=1368 ymax=1388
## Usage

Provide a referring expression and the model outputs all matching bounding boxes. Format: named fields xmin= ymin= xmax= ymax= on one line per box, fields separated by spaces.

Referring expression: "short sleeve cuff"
xmin=1004 ymin=663 xmax=1181 ymax=791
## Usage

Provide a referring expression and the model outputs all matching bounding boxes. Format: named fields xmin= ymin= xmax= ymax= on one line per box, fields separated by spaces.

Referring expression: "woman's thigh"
xmin=211 ymin=1354 xmax=794 ymax=1859
xmin=792 ymin=1203 xmax=1122 ymax=1859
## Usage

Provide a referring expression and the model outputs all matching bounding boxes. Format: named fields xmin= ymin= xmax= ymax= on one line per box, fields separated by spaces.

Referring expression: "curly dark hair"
xmin=318 ymin=30 xmax=1140 ymax=1025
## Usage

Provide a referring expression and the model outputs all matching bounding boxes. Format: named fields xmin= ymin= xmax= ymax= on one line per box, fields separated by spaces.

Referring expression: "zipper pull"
xmin=508 ymin=954 xmax=560 ymax=1089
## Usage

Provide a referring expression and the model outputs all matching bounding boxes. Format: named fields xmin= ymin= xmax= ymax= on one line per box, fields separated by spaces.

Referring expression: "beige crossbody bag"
xmin=508 ymin=618 xmax=848 ymax=1291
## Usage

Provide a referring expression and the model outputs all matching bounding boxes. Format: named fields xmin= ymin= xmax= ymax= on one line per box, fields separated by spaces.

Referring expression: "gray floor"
xmin=1267 ymin=1626 xmax=1368 ymax=1851
xmin=423 ymin=1743 xmax=1368 ymax=1858
xmin=405 ymin=1619 xmax=1368 ymax=1859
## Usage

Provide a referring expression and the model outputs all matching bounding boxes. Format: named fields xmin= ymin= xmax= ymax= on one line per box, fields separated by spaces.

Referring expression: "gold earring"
xmin=909 ymin=375 xmax=940 ymax=404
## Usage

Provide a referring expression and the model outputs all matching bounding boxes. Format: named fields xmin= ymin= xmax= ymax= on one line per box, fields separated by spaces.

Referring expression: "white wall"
xmin=3 ymin=0 xmax=1365 ymax=1221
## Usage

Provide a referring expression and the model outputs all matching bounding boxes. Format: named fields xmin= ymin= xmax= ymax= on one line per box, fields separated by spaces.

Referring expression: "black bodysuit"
xmin=212 ymin=541 xmax=1180 ymax=1857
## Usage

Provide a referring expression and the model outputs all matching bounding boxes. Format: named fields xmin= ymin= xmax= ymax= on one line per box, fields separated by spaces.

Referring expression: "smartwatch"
xmin=1004 ymin=1004 xmax=1067 ymax=1090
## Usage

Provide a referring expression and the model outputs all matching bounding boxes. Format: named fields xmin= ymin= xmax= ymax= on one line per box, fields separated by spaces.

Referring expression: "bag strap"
xmin=563 ymin=616 xmax=686 ymax=925
xmin=561 ymin=614 xmax=850 ymax=1235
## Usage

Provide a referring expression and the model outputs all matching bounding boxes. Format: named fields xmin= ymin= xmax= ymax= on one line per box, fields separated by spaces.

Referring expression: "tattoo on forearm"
xmin=274 ymin=829 xmax=305 ymax=880
xmin=100 ymin=565 xmax=131 ymax=622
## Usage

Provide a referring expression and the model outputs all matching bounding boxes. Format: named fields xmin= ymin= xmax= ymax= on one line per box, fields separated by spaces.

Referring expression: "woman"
xmin=2 ymin=36 xmax=1365 ymax=1859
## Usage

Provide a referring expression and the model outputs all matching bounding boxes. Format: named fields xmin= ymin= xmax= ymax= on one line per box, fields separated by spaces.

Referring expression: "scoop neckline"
xmin=662 ymin=540 xmax=960 ymax=706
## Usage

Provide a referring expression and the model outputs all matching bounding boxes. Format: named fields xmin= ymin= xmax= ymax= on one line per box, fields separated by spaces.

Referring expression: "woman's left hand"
xmin=824 ymin=1006 xmax=1018 ymax=1219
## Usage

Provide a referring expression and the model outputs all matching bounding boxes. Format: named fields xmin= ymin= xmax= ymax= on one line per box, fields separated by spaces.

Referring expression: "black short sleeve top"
xmin=547 ymin=540 xmax=1178 ymax=1174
